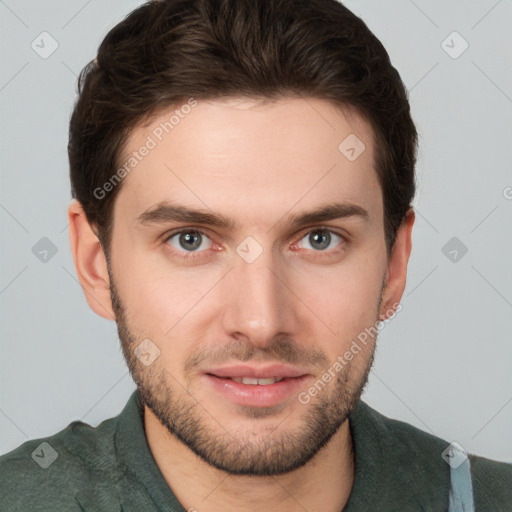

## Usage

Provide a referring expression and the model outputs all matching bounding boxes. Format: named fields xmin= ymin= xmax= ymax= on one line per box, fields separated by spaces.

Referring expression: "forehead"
xmin=114 ymin=96 xmax=382 ymax=228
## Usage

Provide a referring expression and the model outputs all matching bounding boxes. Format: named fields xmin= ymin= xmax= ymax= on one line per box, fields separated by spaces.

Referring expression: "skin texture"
xmin=68 ymin=96 xmax=414 ymax=512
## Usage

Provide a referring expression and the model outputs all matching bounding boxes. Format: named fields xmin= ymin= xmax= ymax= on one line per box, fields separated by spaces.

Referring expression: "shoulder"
xmin=0 ymin=415 xmax=125 ymax=511
xmin=353 ymin=400 xmax=449 ymax=455
xmin=348 ymin=400 xmax=451 ymax=509
xmin=470 ymin=453 xmax=512 ymax=510
xmin=353 ymin=401 xmax=512 ymax=509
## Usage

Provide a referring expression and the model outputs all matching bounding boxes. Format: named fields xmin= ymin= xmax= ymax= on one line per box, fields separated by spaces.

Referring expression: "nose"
xmin=220 ymin=247 xmax=298 ymax=349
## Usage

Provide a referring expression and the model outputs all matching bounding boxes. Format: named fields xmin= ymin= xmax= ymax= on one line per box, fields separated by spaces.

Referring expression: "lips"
xmin=202 ymin=364 xmax=311 ymax=407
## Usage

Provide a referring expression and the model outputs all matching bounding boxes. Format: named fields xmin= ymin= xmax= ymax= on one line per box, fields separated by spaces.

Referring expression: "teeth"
xmin=256 ymin=377 xmax=280 ymax=385
xmin=231 ymin=377 xmax=283 ymax=385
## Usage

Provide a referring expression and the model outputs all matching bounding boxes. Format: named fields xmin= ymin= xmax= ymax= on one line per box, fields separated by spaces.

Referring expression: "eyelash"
xmin=162 ymin=227 xmax=347 ymax=260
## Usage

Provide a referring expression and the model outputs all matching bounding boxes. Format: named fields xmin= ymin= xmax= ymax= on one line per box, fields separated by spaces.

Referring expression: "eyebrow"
xmin=136 ymin=201 xmax=369 ymax=232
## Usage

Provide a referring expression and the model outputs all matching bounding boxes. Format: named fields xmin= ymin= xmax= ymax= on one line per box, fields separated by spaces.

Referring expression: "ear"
xmin=67 ymin=199 xmax=115 ymax=320
xmin=379 ymin=208 xmax=415 ymax=320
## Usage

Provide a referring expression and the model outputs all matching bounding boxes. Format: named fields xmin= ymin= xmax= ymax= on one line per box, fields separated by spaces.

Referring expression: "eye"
xmin=165 ymin=229 xmax=212 ymax=254
xmin=296 ymin=228 xmax=345 ymax=252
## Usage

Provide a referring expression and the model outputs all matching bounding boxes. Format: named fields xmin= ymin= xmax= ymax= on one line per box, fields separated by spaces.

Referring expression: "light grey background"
xmin=1 ymin=0 xmax=511 ymax=463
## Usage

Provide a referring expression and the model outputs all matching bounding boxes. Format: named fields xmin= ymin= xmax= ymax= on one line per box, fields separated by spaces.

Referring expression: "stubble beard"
xmin=109 ymin=273 xmax=379 ymax=476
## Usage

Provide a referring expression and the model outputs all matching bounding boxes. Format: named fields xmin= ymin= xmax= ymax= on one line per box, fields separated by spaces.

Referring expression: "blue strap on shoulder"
xmin=447 ymin=444 xmax=475 ymax=512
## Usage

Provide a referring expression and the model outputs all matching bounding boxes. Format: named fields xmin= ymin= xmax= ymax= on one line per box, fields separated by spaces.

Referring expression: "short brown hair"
xmin=68 ymin=0 xmax=417 ymax=255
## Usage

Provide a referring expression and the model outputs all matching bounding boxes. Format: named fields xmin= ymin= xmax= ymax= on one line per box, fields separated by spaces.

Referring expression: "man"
xmin=0 ymin=0 xmax=510 ymax=510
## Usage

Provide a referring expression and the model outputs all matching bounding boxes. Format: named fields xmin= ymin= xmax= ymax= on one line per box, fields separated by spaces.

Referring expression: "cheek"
xmin=114 ymin=251 xmax=221 ymax=350
xmin=124 ymin=274 xmax=190 ymax=333
xmin=110 ymin=241 xmax=178 ymax=332
xmin=294 ymin=255 xmax=384 ymax=333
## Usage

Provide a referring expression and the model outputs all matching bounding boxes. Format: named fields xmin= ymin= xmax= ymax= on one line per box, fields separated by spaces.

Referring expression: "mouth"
xmin=202 ymin=364 xmax=312 ymax=408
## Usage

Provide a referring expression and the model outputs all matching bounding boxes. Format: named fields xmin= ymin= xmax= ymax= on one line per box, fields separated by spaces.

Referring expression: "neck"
xmin=144 ymin=406 xmax=355 ymax=512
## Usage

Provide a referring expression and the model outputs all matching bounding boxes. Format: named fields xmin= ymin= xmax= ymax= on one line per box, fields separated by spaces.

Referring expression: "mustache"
xmin=185 ymin=337 xmax=329 ymax=372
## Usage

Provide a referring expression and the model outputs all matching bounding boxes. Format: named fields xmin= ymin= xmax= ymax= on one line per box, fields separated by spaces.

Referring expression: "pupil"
xmin=310 ymin=230 xmax=330 ymax=250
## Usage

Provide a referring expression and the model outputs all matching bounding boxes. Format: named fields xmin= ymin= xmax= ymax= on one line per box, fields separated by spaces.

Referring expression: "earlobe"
xmin=67 ymin=199 xmax=115 ymax=320
xmin=379 ymin=208 xmax=415 ymax=320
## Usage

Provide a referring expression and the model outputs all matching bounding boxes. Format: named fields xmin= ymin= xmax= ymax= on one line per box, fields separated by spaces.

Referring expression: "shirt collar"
xmin=115 ymin=390 xmax=186 ymax=511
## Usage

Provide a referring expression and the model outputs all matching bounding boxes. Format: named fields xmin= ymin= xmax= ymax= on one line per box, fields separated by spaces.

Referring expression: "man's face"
xmin=107 ymin=97 xmax=391 ymax=475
